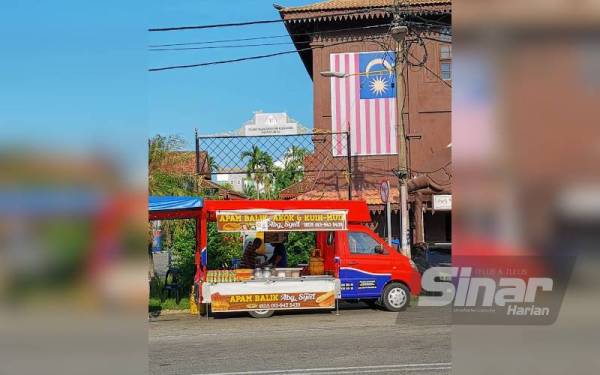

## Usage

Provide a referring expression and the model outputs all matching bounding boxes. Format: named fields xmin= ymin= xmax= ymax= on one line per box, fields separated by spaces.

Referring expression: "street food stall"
xmin=149 ymin=197 xmax=420 ymax=318
xmin=198 ymin=199 xmax=378 ymax=318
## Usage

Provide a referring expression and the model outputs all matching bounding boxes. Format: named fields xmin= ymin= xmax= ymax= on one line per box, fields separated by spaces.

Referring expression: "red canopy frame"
xmin=149 ymin=198 xmax=371 ymax=305
xmin=148 ymin=197 xmax=206 ymax=286
xmin=197 ymin=199 xmax=371 ymax=279
xmin=203 ymin=199 xmax=371 ymax=223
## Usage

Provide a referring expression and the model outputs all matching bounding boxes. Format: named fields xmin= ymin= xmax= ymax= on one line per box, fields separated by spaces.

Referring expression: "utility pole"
xmin=391 ymin=12 xmax=410 ymax=258
xmin=346 ymin=130 xmax=352 ymax=200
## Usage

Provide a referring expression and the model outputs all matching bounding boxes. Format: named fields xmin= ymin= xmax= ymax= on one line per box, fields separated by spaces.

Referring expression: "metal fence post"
xmin=195 ymin=128 xmax=200 ymax=176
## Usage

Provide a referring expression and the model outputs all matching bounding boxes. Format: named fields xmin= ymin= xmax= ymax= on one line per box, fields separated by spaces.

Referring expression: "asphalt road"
xmin=149 ymin=303 xmax=451 ymax=375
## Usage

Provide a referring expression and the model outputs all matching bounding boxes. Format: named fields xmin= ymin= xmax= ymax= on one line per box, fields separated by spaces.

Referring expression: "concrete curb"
xmin=159 ymin=309 xmax=191 ymax=315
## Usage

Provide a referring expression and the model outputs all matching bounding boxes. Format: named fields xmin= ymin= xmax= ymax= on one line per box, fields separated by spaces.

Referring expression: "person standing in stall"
xmin=241 ymin=238 xmax=263 ymax=268
xmin=267 ymin=241 xmax=288 ymax=268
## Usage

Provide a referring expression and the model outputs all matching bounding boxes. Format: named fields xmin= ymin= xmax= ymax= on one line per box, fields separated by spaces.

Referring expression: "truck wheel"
xmin=382 ymin=283 xmax=410 ymax=312
xmin=248 ymin=309 xmax=274 ymax=318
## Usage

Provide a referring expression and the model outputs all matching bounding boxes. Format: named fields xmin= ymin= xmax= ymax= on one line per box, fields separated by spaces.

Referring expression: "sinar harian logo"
xmin=359 ymin=52 xmax=396 ymax=99
xmin=419 ymin=267 xmax=554 ymax=317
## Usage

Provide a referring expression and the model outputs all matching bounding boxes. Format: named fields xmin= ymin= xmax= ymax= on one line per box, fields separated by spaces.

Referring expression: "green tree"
xmin=219 ymin=182 xmax=234 ymax=191
xmin=242 ymin=179 xmax=257 ymax=198
xmin=285 ymin=232 xmax=315 ymax=266
xmin=274 ymin=146 xmax=307 ymax=196
xmin=169 ymin=219 xmax=196 ymax=289
xmin=284 ymin=145 xmax=307 ymax=170
xmin=148 ymin=134 xmax=184 ymax=174
xmin=148 ymin=134 xmax=201 ymax=297
xmin=207 ymin=155 xmax=219 ymax=173
xmin=148 ymin=134 xmax=195 ymax=196
xmin=241 ymin=145 xmax=273 ymax=199
xmin=206 ymin=223 xmax=243 ymax=269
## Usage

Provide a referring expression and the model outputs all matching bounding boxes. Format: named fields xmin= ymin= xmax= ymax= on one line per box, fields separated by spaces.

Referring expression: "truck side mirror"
xmin=374 ymin=245 xmax=385 ymax=254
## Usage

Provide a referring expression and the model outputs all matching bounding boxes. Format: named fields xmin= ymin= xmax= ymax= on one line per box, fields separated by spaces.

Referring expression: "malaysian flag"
xmin=330 ymin=52 xmax=398 ymax=156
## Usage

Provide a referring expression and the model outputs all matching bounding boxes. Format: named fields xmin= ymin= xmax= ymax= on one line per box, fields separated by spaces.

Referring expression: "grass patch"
xmin=148 ymin=275 xmax=192 ymax=313
xmin=149 ymin=297 xmax=190 ymax=313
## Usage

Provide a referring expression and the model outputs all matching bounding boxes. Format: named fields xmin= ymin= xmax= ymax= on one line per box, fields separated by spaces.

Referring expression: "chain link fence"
xmin=195 ymin=131 xmax=351 ymax=199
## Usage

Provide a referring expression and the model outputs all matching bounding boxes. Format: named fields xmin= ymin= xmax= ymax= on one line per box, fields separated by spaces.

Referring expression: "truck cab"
xmin=317 ymin=225 xmax=421 ymax=311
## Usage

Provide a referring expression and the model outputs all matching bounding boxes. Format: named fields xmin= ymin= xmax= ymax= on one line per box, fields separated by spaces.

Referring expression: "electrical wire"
xmin=404 ymin=35 xmax=428 ymax=67
xmin=148 ymin=41 xmax=301 ymax=52
xmin=148 ymin=38 xmax=385 ymax=72
xmin=411 ymin=162 xmax=451 ymax=174
xmin=363 ymin=28 xmax=447 ymax=176
xmin=148 ymin=23 xmax=393 ymax=48
xmin=409 ymin=12 xmax=452 ymax=28
xmin=148 ymin=10 xmax=451 ymax=78
xmin=149 ymin=19 xmax=283 ymax=32
xmin=149 ymin=34 xmax=290 ymax=48
xmin=421 ymin=35 xmax=452 ymax=44
xmin=403 ymin=21 xmax=451 ymax=36
xmin=149 ymin=50 xmax=298 ymax=71
xmin=148 ymin=23 xmax=447 ymax=50
xmin=408 ymin=50 xmax=452 ymax=88
xmin=148 ymin=7 xmax=392 ymax=32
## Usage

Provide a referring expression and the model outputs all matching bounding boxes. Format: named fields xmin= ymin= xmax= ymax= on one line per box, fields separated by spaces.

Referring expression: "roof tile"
xmin=293 ymin=186 xmax=399 ymax=205
xmin=281 ymin=0 xmax=450 ymax=13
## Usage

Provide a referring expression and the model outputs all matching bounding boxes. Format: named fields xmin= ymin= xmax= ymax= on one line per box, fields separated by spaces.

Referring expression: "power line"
xmin=421 ymin=36 xmax=452 ymax=44
xmin=148 ymin=38 xmax=383 ymax=72
xmin=149 ymin=19 xmax=283 ymax=32
xmin=409 ymin=12 xmax=451 ymax=28
xmin=403 ymin=20 xmax=451 ymax=35
xmin=148 ymin=23 xmax=394 ymax=48
xmin=407 ymin=50 xmax=452 ymax=88
xmin=148 ymin=41 xmax=301 ymax=52
xmin=148 ymin=7 xmax=392 ymax=32
xmin=149 ymin=50 xmax=296 ymax=71
xmin=148 ymin=11 xmax=452 ymax=72
xmin=149 ymin=35 xmax=290 ymax=48
xmin=149 ymin=40 xmax=454 ymax=81
xmin=411 ymin=162 xmax=451 ymax=174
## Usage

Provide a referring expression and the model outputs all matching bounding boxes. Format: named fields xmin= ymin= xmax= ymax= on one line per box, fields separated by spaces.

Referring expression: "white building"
xmin=211 ymin=111 xmax=309 ymax=194
xmin=243 ymin=112 xmax=300 ymax=136
xmin=215 ymin=168 xmax=249 ymax=193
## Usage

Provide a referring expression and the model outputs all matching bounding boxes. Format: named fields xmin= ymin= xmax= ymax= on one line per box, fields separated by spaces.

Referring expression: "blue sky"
xmin=1 ymin=1 xmax=147 ymax=151
xmin=147 ymin=1 xmax=313 ymax=147
xmin=0 ymin=1 xmax=313 ymax=151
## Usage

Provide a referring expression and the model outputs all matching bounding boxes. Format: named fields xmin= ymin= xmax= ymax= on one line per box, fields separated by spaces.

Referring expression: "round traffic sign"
xmin=380 ymin=181 xmax=390 ymax=203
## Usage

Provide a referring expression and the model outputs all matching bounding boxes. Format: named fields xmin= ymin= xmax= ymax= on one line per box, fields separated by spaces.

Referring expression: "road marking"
xmin=152 ymin=323 xmax=448 ymax=341
xmin=302 ymin=367 xmax=452 ymax=374
xmin=198 ymin=362 xmax=452 ymax=375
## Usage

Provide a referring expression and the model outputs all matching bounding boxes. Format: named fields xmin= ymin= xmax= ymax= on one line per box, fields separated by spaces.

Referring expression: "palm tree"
xmin=241 ymin=145 xmax=273 ymax=199
xmin=207 ymin=155 xmax=219 ymax=173
xmin=284 ymin=146 xmax=307 ymax=171
xmin=272 ymin=146 xmax=307 ymax=196
xmin=241 ymin=145 xmax=261 ymax=198
xmin=242 ymin=179 xmax=257 ymax=198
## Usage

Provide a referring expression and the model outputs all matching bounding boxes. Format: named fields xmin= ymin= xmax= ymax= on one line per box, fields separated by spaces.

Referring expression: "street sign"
xmin=433 ymin=195 xmax=452 ymax=210
xmin=379 ymin=181 xmax=390 ymax=203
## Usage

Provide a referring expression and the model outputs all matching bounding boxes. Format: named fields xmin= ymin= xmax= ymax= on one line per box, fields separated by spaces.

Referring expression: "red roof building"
xmin=277 ymin=0 xmax=452 ymax=244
